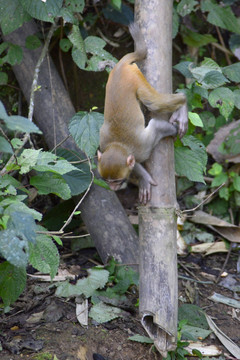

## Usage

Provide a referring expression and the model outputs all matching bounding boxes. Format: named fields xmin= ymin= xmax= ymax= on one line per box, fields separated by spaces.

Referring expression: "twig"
xmin=51 ymin=135 xmax=71 ymax=153
xmin=182 ymin=183 xmax=225 ymax=214
xmin=215 ymin=26 xmax=232 ymax=65
xmin=97 ymin=27 xmax=120 ymax=48
xmin=59 ymin=154 xmax=94 ymax=233
xmin=178 ymin=261 xmax=202 ymax=282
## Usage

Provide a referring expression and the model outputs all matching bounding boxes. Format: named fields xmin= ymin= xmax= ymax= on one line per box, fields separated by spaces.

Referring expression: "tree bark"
xmin=3 ymin=21 xmax=139 ymax=268
xmin=135 ymin=0 xmax=178 ymax=356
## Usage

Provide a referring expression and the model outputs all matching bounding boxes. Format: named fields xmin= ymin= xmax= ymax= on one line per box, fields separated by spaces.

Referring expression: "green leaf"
xmin=175 ymin=136 xmax=207 ymax=183
xmin=211 ymin=172 xmax=228 ymax=187
xmin=219 ymin=186 xmax=229 ymax=200
xmin=68 ymin=24 xmax=85 ymax=50
xmin=208 ymin=163 xmax=223 ymax=176
xmin=0 ymin=72 xmax=8 ymax=85
xmin=20 ymin=0 xmax=63 ymax=23
xmin=233 ymin=176 xmax=240 ymax=192
xmin=172 ymin=7 xmax=179 ymax=39
xmin=0 ymin=101 xmax=8 ymax=120
xmin=223 ymin=63 xmax=240 ymax=82
xmin=55 ymin=267 xmax=109 ymax=298
xmin=72 ymin=46 xmax=87 ymax=69
xmin=4 ymin=201 xmax=42 ymax=221
xmin=183 ymin=30 xmax=216 ymax=47
xmin=30 ymin=173 xmax=71 ymax=200
xmin=188 ymin=112 xmax=203 ymax=127
xmin=0 ymin=229 xmax=29 ymax=267
xmin=3 ymin=115 xmax=42 ymax=134
xmin=7 ymin=211 xmax=36 ymax=244
xmin=56 ymin=148 xmax=92 ymax=195
xmin=233 ymin=89 xmax=240 ymax=109
xmin=0 ymin=262 xmax=26 ymax=306
xmin=64 ymin=0 xmax=85 ymax=13
xmin=84 ymin=36 xmax=106 ymax=54
xmin=178 ymin=304 xmax=209 ymax=329
xmin=29 ymin=234 xmax=59 ymax=279
xmin=0 ymin=0 xmax=31 ymax=35
xmin=59 ymin=38 xmax=72 ymax=52
xmin=34 ymin=151 xmax=79 ymax=174
xmin=18 ymin=149 xmax=41 ymax=174
xmin=25 ymin=35 xmax=41 ymax=50
xmin=69 ymin=111 xmax=104 ymax=157
xmin=111 ymin=0 xmax=122 ymax=11
xmin=129 ymin=335 xmax=154 ymax=344
xmin=177 ymin=0 xmax=198 ymax=16
xmin=89 ymin=301 xmax=122 ymax=323
xmin=208 ymin=87 xmax=234 ymax=119
xmin=202 ymin=70 xmax=229 ymax=89
xmin=181 ymin=324 xmax=211 ymax=341
xmin=6 ymin=44 xmax=23 ymax=65
xmin=0 ymin=136 xmax=13 ymax=153
xmin=201 ymin=0 xmax=240 ymax=34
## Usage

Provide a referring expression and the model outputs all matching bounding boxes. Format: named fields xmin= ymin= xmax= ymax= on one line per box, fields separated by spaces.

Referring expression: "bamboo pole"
xmin=135 ymin=1 xmax=178 ymax=356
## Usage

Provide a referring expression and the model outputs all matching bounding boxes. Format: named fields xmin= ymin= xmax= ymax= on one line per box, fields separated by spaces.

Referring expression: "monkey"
xmin=97 ymin=23 xmax=188 ymax=204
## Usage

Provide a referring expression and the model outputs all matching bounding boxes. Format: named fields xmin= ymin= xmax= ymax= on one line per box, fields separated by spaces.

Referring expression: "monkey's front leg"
xmin=133 ymin=163 xmax=157 ymax=204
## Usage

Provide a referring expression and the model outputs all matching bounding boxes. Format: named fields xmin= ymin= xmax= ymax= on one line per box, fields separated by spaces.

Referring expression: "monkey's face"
xmin=97 ymin=150 xmax=135 ymax=191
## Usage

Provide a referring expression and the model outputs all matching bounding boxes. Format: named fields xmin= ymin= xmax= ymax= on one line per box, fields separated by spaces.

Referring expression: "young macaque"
xmin=98 ymin=23 xmax=188 ymax=204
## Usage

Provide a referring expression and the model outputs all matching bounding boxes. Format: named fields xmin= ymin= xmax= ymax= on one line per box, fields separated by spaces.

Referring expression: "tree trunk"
xmin=4 ymin=21 xmax=139 ymax=268
xmin=135 ymin=0 xmax=178 ymax=356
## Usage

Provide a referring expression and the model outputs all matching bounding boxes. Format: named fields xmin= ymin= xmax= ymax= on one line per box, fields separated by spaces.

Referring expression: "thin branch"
xmin=215 ymin=26 xmax=232 ymax=65
xmin=59 ymin=154 xmax=94 ymax=233
xmin=182 ymin=183 xmax=225 ymax=214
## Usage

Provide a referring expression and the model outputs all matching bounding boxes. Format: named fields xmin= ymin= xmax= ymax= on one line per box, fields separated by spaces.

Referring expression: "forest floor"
xmin=0 ymin=241 xmax=239 ymax=360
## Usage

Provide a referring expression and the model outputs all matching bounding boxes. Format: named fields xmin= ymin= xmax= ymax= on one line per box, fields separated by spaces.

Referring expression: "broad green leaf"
xmin=34 ymin=151 xmax=79 ymax=174
xmin=29 ymin=234 xmax=59 ymax=279
xmin=68 ymin=24 xmax=85 ymax=50
xmin=89 ymin=301 xmax=122 ymax=323
xmin=172 ymin=7 xmax=179 ymax=39
xmin=174 ymin=61 xmax=194 ymax=78
xmin=64 ymin=0 xmax=85 ymax=13
xmin=129 ymin=335 xmax=154 ymax=344
xmin=209 ymin=87 xmax=234 ymax=119
xmin=208 ymin=163 xmax=223 ymax=176
xmin=55 ymin=267 xmax=109 ymax=298
xmin=18 ymin=149 xmax=41 ymax=174
xmin=0 ymin=229 xmax=29 ymax=267
xmin=188 ymin=112 xmax=203 ymax=127
xmin=183 ymin=30 xmax=216 ymax=47
xmin=233 ymin=89 xmax=240 ymax=109
xmin=0 ymin=100 xmax=8 ymax=120
xmin=175 ymin=136 xmax=207 ymax=183
xmin=223 ymin=63 xmax=240 ymax=82
xmin=3 ymin=115 xmax=42 ymax=134
xmin=7 ymin=211 xmax=36 ymax=244
xmin=211 ymin=172 xmax=228 ymax=187
xmin=178 ymin=304 xmax=209 ymax=329
xmin=4 ymin=201 xmax=42 ymax=221
xmin=199 ymin=111 xmax=216 ymax=131
xmin=59 ymin=7 xmax=77 ymax=24
xmin=20 ymin=0 xmax=63 ymax=23
xmin=6 ymin=44 xmax=23 ymax=65
xmin=233 ymin=176 xmax=240 ymax=192
xmin=30 ymin=173 xmax=71 ymax=200
xmin=181 ymin=324 xmax=211 ymax=341
xmin=219 ymin=186 xmax=230 ymax=200
xmin=25 ymin=35 xmax=41 ymax=50
xmin=202 ymin=70 xmax=229 ymax=89
xmin=0 ymin=0 xmax=31 ymax=35
xmin=59 ymin=38 xmax=72 ymax=52
xmin=69 ymin=111 xmax=104 ymax=157
xmin=177 ymin=0 xmax=198 ymax=16
xmin=0 ymin=72 xmax=8 ymax=85
xmin=201 ymin=0 xmax=240 ymax=34
xmin=72 ymin=46 xmax=87 ymax=69
xmin=84 ymin=36 xmax=106 ymax=54
xmin=111 ymin=0 xmax=122 ymax=11
xmin=56 ymin=148 xmax=92 ymax=195
xmin=102 ymin=4 xmax=134 ymax=26
xmin=0 ymin=136 xmax=13 ymax=153
xmin=0 ymin=262 xmax=26 ymax=306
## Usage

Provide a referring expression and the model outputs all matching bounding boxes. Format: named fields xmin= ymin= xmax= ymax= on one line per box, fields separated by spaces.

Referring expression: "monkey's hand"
xmin=133 ymin=163 xmax=157 ymax=204
xmin=169 ymin=103 xmax=188 ymax=138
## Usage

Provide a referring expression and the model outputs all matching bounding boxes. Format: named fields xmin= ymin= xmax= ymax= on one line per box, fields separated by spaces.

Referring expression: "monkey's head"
xmin=97 ymin=146 xmax=135 ymax=191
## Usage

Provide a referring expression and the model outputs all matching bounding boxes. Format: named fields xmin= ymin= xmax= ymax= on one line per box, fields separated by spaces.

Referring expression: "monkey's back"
xmin=101 ymin=61 xmax=146 ymax=152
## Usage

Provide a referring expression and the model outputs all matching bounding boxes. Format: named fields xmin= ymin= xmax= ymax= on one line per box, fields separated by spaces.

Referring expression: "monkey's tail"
xmin=119 ymin=23 xmax=147 ymax=65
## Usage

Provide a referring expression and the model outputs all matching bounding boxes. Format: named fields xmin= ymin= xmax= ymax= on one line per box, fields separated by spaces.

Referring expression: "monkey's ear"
xmin=127 ymin=155 xmax=135 ymax=169
xmin=97 ymin=150 xmax=102 ymax=161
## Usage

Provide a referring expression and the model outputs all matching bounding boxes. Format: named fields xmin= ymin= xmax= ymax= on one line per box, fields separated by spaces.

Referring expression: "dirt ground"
xmin=0 ymin=246 xmax=239 ymax=360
